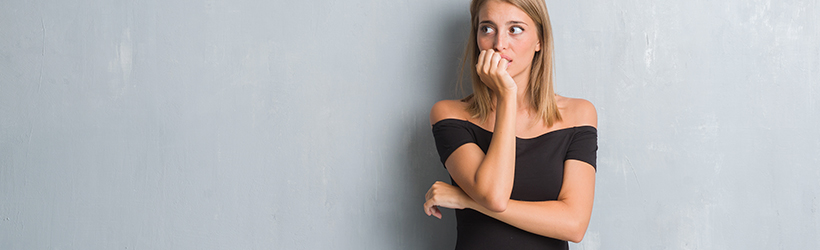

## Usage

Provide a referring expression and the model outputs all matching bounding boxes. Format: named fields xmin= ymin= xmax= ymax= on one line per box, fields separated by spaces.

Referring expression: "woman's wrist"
xmin=463 ymin=194 xmax=480 ymax=211
xmin=495 ymin=86 xmax=518 ymax=100
xmin=495 ymin=91 xmax=517 ymax=106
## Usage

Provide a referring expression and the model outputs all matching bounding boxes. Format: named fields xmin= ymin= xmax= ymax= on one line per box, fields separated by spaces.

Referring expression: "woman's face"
xmin=476 ymin=0 xmax=541 ymax=79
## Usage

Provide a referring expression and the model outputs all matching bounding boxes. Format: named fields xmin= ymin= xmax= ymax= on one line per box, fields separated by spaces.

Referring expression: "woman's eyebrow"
xmin=478 ymin=20 xmax=529 ymax=26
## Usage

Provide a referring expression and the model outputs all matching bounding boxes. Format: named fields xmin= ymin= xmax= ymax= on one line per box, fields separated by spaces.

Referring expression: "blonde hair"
xmin=459 ymin=0 xmax=561 ymax=127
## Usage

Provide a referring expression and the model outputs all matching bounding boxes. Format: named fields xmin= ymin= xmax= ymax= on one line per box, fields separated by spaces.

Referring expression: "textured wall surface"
xmin=1 ymin=0 xmax=818 ymax=249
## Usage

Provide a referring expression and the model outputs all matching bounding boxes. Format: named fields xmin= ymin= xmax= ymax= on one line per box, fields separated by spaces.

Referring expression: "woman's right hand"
xmin=424 ymin=181 xmax=474 ymax=219
xmin=476 ymin=49 xmax=517 ymax=96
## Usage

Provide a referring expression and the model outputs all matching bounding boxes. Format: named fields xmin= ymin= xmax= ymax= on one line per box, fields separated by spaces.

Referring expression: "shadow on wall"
xmin=387 ymin=10 xmax=471 ymax=250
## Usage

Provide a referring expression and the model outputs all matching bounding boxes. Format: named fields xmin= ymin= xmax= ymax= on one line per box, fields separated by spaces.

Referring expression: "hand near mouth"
xmin=476 ymin=49 xmax=517 ymax=96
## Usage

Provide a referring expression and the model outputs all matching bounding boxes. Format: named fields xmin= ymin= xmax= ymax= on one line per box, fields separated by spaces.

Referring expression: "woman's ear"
xmin=536 ymin=41 xmax=541 ymax=52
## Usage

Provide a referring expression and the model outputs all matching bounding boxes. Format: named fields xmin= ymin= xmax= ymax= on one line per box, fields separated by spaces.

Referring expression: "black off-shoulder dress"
xmin=432 ymin=118 xmax=597 ymax=250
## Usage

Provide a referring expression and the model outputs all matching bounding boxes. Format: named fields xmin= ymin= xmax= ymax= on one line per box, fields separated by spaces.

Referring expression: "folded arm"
xmin=425 ymin=159 xmax=595 ymax=242
xmin=467 ymin=159 xmax=595 ymax=242
xmin=427 ymin=95 xmax=517 ymax=213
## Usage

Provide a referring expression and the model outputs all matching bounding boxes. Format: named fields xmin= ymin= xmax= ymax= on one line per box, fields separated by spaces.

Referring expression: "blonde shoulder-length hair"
xmin=459 ymin=0 xmax=561 ymax=127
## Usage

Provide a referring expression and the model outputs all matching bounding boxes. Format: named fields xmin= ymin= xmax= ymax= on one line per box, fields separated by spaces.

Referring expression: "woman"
xmin=423 ymin=0 xmax=598 ymax=249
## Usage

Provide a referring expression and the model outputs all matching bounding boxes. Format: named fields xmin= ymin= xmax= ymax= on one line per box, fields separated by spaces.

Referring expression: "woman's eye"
xmin=480 ymin=26 xmax=494 ymax=34
xmin=510 ymin=26 xmax=523 ymax=34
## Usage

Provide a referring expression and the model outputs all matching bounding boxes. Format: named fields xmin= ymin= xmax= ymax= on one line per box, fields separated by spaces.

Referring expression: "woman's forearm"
xmin=467 ymin=160 xmax=596 ymax=243
xmin=468 ymin=198 xmax=590 ymax=243
xmin=471 ymin=93 xmax=517 ymax=212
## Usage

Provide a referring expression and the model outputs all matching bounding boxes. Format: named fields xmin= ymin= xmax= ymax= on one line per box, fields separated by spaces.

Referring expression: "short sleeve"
xmin=431 ymin=119 xmax=476 ymax=167
xmin=565 ymin=126 xmax=598 ymax=170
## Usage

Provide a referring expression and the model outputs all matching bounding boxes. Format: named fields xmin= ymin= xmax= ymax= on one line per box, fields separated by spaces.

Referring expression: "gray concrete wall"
xmin=1 ymin=0 xmax=818 ymax=249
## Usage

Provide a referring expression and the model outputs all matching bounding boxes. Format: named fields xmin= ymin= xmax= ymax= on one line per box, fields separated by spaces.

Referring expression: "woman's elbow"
xmin=487 ymin=200 xmax=508 ymax=213
xmin=473 ymin=187 xmax=511 ymax=212
xmin=480 ymin=194 xmax=509 ymax=212
xmin=567 ymin=232 xmax=585 ymax=244
xmin=566 ymin=220 xmax=589 ymax=243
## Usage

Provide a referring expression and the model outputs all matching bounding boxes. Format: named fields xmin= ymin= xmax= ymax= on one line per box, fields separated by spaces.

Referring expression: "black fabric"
xmin=431 ymin=118 xmax=598 ymax=250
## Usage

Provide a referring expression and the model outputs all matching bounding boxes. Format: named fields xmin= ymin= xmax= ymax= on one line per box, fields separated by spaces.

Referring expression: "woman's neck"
xmin=511 ymin=67 xmax=533 ymax=111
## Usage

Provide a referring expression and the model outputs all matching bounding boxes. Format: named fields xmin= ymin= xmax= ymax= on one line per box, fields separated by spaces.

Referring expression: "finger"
xmin=432 ymin=206 xmax=442 ymax=219
xmin=482 ymin=49 xmax=495 ymax=74
xmin=424 ymin=198 xmax=440 ymax=216
xmin=476 ymin=50 xmax=487 ymax=72
xmin=425 ymin=181 xmax=442 ymax=199
xmin=486 ymin=49 xmax=497 ymax=73
xmin=489 ymin=52 xmax=501 ymax=75
xmin=500 ymin=58 xmax=509 ymax=71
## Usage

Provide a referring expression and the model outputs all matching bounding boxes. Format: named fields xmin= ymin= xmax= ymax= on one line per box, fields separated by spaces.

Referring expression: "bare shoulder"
xmin=557 ymin=96 xmax=597 ymax=128
xmin=430 ymin=99 xmax=470 ymax=126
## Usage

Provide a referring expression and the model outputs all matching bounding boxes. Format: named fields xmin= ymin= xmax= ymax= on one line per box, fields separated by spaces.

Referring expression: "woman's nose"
xmin=493 ymin=33 xmax=507 ymax=51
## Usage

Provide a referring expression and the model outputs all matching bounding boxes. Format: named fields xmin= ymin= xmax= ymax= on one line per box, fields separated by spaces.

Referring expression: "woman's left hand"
xmin=423 ymin=181 xmax=473 ymax=219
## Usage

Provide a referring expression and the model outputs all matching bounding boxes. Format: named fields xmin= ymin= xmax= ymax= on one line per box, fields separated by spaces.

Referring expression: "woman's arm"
xmin=424 ymin=160 xmax=595 ymax=243
xmin=469 ymin=160 xmax=595 ymax=243
xmin=427 ymin=49 xmax=518 ymax=213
